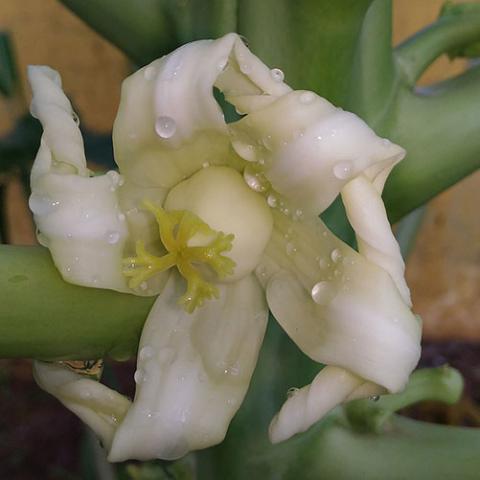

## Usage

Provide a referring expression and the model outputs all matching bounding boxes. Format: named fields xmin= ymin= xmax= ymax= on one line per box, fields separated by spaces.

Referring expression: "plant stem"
xmin=0 ymin=246 xmax=153 ymax=360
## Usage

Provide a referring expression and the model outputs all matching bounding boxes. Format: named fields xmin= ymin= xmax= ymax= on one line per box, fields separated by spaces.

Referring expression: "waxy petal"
xmin=108 ymin=271 xmax=268 ymax=461
xmin=28 ymin=66 xmax=128 ymax=291
xmin=33 ymin=361 xmax=131 ymax=451
xmin=229 ymin=90 xmax=404 ymax=216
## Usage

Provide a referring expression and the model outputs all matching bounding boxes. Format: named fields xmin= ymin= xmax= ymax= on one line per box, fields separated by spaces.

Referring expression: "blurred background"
xmin=0 ymin=0 xmax=479 ymax=478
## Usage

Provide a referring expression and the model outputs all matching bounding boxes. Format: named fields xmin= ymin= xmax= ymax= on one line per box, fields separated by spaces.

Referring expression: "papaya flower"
xmin=29 ymin=33 xmax=421 ymax=461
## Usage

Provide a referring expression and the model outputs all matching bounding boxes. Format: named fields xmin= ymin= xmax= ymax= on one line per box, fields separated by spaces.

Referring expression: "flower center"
xmin=123 ymin=200 xmax=236 ymax=313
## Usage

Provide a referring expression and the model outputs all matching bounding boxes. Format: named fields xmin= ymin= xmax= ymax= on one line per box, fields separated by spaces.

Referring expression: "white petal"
xmin=33 ymin=361 xmax=131 ymax=451
xmin=112 ymin=32 xmax=291 ymax=194
xmin=263 ymin=212 xmax=421 ymax=393
xmin=269 ymin=366 xmax=364 ymax=443
xmin=108 ymin=271 xmax=268 ymax=461
xmin=342 ymin=175 xmax=411 ymax=305
xmin=229 ymin=90 xmax=404 ymax=216
xmin=28 ymin=66 xmax=129 ymax=291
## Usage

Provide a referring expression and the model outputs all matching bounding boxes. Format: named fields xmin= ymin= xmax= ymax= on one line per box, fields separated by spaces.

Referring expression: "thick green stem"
xmin=0 ymin=246 xmax=153 ymax=360
xmin=395 ymin=12 xmax=480 ymax=86
xmin=60 ymin=0 xmax=176 ymax=66
xmin=346 ymin=0 xmax=396 ymax=123
xmin=344 ymin=367 xmax=463 ymax=433
xmin=384 ymin=64 xmax=480 ymax=221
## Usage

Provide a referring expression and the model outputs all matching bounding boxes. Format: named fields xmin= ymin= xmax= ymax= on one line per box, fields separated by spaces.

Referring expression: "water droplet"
xmin=139 ymin=345 xmax=155 ymax=360
xmin=311 ymin=281 xmax=335 ymax=305
xmin=65 ymin=266 xmax=71 ymax=273
xmin=382 ymin=138 xmax=391 ymax=147
xmin=267 ymin=194 xmax=278 ymax=208
xmin=106 ymin=230 xmax=120 ymax=245
xmin=155 ymin=116 xmax=176 ymax=139
xmin=240 ymin=63 xmax=251 ymax=74
xmin=256 ymin=264 xmax=267 ymax=279
xmin=232 ymin=140 xmax=256 ymax=162
xmin=202 ymin=161 xmax=210 ymax=168
xmin=333 ymin=161 xmax=353 ymax=180
xmin=270 ymin=68 xmax=284 ymax=82
xmin=72 ymin=111 xmax=80 ymax=125
xmin=244 ymin=167 xmax=267 ymax=192
xmin=331 ymin=248 xmax=342 ymax=263
xmin=134 ymin=369 xmax=145 ymax=384
xmin=318 ymin=258 xmax=329 ymax=270
xmin=293 ymin=209 xmax=303 ymax=220
xmin=144 ymin=66 xmax=155 ymax=80
xmin=118 ymin=213 xmax=126 ymax=222
xmin=286 ymin=242 xmax=297 ymax=256
xmin=29 ymin=194 xmax=60 ymax=216
xmin=107 ymin=170 xmax=123 ymax=190
xmin=287 ymin=387 xmax=299 ymax=398
xmin=158 ymin=347 xmax=175 ymax=365
xmin=91 ymin=275 xmax=99 ymax=285
xmin=299 ymin=91 xmax=315 ymax=104
xmin=370 ymin=395 xmax=380 ymax=402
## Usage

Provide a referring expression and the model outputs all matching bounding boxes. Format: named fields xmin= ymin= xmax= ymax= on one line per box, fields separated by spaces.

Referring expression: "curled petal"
xmin=28 ymin=66 xmax=128 ymax=291
xmin=33 ymin=361 xmax=131 ymax=451
xmin=342 ymin=174 xmax=411 ymax=305
xmin=229 ymin=90 xmax=404 ymax=216
xmin=108 ymin=271 xmax=268 ymax=461
xmin=258 ymin=211 xmax=420 ymax=439
xmin=112 ymin=33 xmax=289 ymax=257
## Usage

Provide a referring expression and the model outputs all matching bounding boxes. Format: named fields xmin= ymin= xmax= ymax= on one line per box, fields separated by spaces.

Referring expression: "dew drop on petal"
xmin=287 ymin=387 xmax=299 ymax=398
xmin=240 ymin=63 xmax=251 ymax=74
xmin=155 ymin=116 xmax=176 ymax=139
xmin=333 ymin=161 xmax=352 ymax=180
xmin=270 ymin=68 xmax=284 ymax=82
xmin=267 ymin=194 xmax=278 ymax=208
xmin=29 ymin=194 xmax=60 ymax=216
xmin=106 ymin=230 xmax=120 ymax=245
xmin=72 ymin=111 xmax=80 ymax=126
xmin=202 ymin=161 xmax=210 ymax=168
xmin=318 ymin=258 xmax=329 ymax=270
xmin=139 ymin=345 xmax=155 ymax=361
xmin=134 ymin=369 xmax=145 ymax=384
xmin=299 ymin=91 xmax=315 ymax=104
xmin=118 ymin=213 xmax=126 ymax=222
xmin=331 ymin=248 xmax=342 ymax=263
xmin=311 ymin=281 xmax=334 ymax=305
xmin=244 ymin=167 xmax=267 ymax=192
xmin=139 ymin=281 xmax=148 ymax=291
xmin=232 ymin=140 xmax=256 ymax=162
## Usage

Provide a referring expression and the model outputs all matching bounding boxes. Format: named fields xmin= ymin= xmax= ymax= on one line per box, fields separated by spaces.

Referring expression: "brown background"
xmin=0 ymin=0 xmax=479 ymax=340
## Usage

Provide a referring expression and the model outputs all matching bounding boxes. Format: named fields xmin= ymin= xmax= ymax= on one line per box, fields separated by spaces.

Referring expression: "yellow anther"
xmin=122 ymin=200 xmax=236 ymax=312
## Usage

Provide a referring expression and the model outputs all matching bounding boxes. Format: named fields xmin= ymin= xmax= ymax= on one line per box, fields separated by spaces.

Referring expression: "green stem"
xmin=384 ymin=64 xmax=480 ymax=221
xmin=395 ymin=12 xmax=480 ymax=86
xmin=344 ymin=367 xmax=463 ymax=433
xmin=0 ymin=246 xmax=153 ymax=360
xmin=60 ymin=0 xmax=177 ymax=66
xmin=347 ymin=0 xmax=396 ymax=123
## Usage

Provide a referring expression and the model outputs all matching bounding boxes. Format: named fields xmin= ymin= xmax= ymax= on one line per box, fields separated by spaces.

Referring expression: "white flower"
xmin=29 ymin=33 xmax=421 ymax=460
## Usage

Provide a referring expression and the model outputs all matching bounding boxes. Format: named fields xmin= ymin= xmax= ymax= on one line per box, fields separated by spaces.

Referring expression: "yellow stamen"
xmin=122 ymin=200 xmax=236 ymax=312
